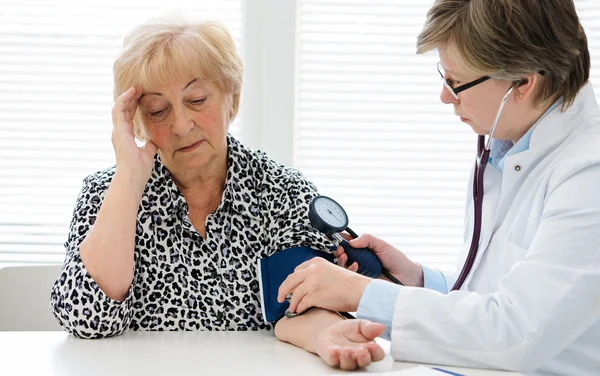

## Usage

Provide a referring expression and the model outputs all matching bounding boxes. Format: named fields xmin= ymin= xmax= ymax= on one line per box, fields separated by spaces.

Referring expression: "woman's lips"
xmin=177 ymin=140 xmax=203 ymax=152
xmin=460 ymin=117 xmax=470 ymax=122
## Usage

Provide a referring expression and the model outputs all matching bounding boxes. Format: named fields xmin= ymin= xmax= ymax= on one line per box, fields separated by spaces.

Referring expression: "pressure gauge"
xmin=308 ymin=195 xmax=349 ymax=237
xmin=307 ymin=195 xmax=401 ymax=284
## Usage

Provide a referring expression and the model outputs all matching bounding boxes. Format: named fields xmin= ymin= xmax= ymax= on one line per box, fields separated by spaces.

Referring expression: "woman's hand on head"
xmin=335 ymin=234 xmax=424 ymax=287
xmin=316 ymin=319 xmax=386 ymax=370
xmin=111 ymin=86 xmax=158 ymax=189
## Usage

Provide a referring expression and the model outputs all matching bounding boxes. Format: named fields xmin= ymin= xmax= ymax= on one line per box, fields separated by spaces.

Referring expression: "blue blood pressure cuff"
xmin=258 ymin=247 xmax=334 ymax=323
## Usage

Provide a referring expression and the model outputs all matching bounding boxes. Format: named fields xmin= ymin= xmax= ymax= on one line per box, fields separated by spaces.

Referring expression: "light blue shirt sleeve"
xmin=356 ymin=279 xmax=402 ymax=340
xmin=357 ymin=266 xmax=448 ymax=340
xmin=421 ymin=264 xmax=448 ymax=294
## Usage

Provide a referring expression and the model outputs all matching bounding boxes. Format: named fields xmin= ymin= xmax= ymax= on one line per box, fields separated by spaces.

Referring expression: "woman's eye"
xmin=150 ymin=109 xmax=166 ymax=117
xmin=190 ymin=98 xmax=206 ymax=105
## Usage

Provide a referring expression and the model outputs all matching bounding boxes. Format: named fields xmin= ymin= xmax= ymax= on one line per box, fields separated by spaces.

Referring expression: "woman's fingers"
xmin=332 ymin=346 xmax=376 ymax=370
xmin=113 ymin=87 xmax=135 ymax=119
xmin=113 ymin=86 xmax=140 ymax=134
xmin=360 ymin=320 xmax=385 ymax=340
xmin=322 ymin=346 xmax=341 ymax=367
xmin=355 ymin=347 xmax=372 ymax=369
xmin=339 ymin=348 xmax=357 ymax=370
xmin=316 ymin=320 xmax=385 ymax=370
xmin=331 ymin=345 xmax=380 ymax=370
xmin=367 ymin=342 xmax=386 ymax=362
xmin=124 ymin=87 xmax=143 ymax=118
xmin=133 ymin=87 xmax=143 ymax=101
xmin=117 ymin=86 xmax=137 ymax=104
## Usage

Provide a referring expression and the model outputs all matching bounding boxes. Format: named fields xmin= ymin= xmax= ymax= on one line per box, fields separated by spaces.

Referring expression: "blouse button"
xmin=514 ymin=165 xmax=521 ymax=171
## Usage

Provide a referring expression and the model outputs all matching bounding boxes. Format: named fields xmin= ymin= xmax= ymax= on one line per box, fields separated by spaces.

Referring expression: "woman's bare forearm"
xmin=79 ymin=171 xmax=144 ymax=301
xmin=274 ymin=308 xmax=344 ymax=353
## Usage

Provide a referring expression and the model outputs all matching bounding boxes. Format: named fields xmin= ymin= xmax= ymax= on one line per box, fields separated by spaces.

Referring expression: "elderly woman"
xmin=50 ymin=20 xmax=331 ymax=338
xmin=275 ymin=0 xmax=600 ymax=373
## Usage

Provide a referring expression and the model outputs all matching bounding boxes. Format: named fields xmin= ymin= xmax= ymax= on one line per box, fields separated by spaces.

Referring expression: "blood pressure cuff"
xmin=258 ymin=247 xmax=334 ymax=323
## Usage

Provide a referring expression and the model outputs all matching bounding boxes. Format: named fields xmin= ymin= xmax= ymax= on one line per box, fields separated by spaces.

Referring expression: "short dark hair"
xmin=417 ymin=0 xmax=590 ymax=110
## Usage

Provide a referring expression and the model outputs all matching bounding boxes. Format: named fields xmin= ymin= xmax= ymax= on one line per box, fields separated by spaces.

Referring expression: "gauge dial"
xmin=308 ymin=196 xmax=349 ymax=235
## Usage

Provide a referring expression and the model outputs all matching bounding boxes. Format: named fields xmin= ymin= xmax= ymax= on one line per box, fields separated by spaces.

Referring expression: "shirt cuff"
xmin=356 ymin=279 xmax=402 ymax=340
xmin=421 ymin=264 xmax=448 ymax=294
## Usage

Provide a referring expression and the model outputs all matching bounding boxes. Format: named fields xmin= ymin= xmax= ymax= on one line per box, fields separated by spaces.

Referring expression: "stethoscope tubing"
xmin=451 ymin=83 xmax=519 ymax=291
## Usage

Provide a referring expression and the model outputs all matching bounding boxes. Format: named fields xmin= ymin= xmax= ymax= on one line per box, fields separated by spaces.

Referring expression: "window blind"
xmin=0 ymin=0 xmax=244 ymax=266
xmin=294 ymin=0 xmax=600 ymax=272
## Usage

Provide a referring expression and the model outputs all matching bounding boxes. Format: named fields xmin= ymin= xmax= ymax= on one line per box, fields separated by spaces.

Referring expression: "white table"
xmin=0 ymin=331 xmax=520 ymax=375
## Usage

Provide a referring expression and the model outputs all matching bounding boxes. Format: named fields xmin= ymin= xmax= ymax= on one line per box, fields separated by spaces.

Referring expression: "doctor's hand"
xmin=335 ymin=234 xmax=424 ymax=287
xmin=277 ymin=258 xmax=371 ymax=314
xmin=331 ymin=232 xmax=360 ymax=273
xmin=316 ymin=319 xmax=386 ymax=370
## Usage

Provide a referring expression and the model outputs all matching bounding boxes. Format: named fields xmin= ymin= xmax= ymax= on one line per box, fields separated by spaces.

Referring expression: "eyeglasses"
xmin=438 ymin=62 xmax=547 ymax=100
xmin=437 ymin=62 xmax=490 ymax=99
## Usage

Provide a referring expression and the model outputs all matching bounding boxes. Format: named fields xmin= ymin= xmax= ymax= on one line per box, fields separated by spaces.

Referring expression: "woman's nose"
xmin=440 ymin=86 xmax=459 ymax=105
xmin=171 ymin=109 xmax=195 ymax=136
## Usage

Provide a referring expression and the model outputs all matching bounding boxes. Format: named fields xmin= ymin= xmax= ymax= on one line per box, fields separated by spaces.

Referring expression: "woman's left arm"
xmin=267 ymin=170 xmax=332 ymax=254
xmin=274 ymin=308 xmax=386 ymax=370
xmin=268 ymin=170 xmax=388 ymax=369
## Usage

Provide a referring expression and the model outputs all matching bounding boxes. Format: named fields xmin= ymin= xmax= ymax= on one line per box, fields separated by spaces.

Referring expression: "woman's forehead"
xmin=135 ymin=50 xmax=219 ymax=93
xmin=139 ymin=77 xmax=215 ymax=96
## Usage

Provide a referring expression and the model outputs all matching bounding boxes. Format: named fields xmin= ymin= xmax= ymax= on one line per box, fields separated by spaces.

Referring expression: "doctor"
xmin=274 ymin=0 xmax=600 ymax=374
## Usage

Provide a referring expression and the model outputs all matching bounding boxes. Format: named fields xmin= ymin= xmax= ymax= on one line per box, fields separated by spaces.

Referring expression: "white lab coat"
xmin=390 ymin=83 xmax=600 ymax=375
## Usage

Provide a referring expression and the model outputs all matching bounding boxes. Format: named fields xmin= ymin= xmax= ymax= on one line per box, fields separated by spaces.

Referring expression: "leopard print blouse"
xmin=50 ymin=135 xmax=332 ymax=338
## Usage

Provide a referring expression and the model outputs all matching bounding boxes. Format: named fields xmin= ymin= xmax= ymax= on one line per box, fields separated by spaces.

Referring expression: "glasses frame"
xmin=437 ymin=62 xmax=491 ymax=99
xmin=437 ymin=62 xmax=546 ymax=100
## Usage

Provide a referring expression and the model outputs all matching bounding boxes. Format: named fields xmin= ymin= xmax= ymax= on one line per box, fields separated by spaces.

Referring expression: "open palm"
xmin=316 ymin=319 xmax=386 ymax=370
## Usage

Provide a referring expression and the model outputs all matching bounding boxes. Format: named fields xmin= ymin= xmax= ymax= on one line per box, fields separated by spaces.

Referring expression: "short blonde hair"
xmin=113 ymin=19 xmax=243 ymax=138
xmin=417 ymin=0 xmax=590 ymax=110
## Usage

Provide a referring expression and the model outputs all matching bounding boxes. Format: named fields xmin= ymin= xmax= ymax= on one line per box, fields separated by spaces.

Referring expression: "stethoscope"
xmin=451 ymin=81 xmax=520 ymax=291
xmin=308 ymin=81 xmax=521 ymax=290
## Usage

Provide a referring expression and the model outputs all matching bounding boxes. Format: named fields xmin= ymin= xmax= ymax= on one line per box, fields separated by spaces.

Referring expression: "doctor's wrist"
xmin=382 ymin=262 xmax=423 ymax=287
xmin=409 ymin=262 xmax=425 ymax=287
xmin=349 ymin=274 xmax=372 ymax=312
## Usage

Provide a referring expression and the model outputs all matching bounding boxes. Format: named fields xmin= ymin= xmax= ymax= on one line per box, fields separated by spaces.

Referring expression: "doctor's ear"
xmin=514 ymin=74 xmax=537 ymax=102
